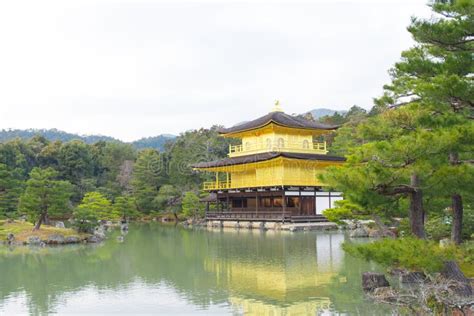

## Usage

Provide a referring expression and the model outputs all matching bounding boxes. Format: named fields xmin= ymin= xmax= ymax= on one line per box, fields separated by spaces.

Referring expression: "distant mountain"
xmin=0 ymin=128 xmax=120 ymax=144
xmin=132 ymin=135 xmax=177 ymax=150
xmin=306 ymin=108 xmax=347 ymax=120
xmin=0 ymin=128 xmax=177 ymax=151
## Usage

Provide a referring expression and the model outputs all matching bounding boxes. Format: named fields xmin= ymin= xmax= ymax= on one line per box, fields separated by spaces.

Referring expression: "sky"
xmin=0 ymin=0 xmax=432 ymax=141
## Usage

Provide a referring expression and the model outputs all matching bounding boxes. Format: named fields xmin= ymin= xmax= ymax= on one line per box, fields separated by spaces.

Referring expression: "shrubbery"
xmin=322 ymin=200 xmax=368 ymax=224
xmin=343 ymin=238 xmax=457 ymax=273
xmin=425 ymin=216 xmax=451 ymax=241
xmin=73 ymin=207 xmax=99 ymax=233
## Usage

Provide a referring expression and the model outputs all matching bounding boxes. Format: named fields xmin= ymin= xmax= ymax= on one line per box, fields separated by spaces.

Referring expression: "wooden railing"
xmin=229 ymin=141 xmax=327 ymax=157
xmin=203 ymin=181 xmax=231 ymax=190
xmin=206 ymin=211 xmax=291 ymax=221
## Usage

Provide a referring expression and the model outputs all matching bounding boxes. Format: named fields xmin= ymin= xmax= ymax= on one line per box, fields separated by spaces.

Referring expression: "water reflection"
xmin=0 ymin=224 xmax=390 ymax=315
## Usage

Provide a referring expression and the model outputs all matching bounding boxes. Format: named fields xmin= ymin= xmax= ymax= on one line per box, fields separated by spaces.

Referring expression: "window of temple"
xmin=260 ymin=197 xmax=272 ymax=208
xmin=266 ymin=138 xmax=272 ymax=149
xmin=232 ymin=198 xmax=248 ymax=208
xmin=273 ymin=197 xmax=283 ymax=207
xmin=302 ymin=139 xmax=309 ymax=149
xmin=245 ymin=142 xmax=251 ymax=150
xmin=286 ymin=197 xmax=300 ymax=208
xmin=277 ymin=138 xmax=284 ymax=148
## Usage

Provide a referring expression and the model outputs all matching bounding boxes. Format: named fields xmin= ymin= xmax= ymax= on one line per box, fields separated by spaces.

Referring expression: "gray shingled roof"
xmin=191 ymin=152 xmax=346 ymax=169
xmin=217 ymin=111 xmax=338 ymax=134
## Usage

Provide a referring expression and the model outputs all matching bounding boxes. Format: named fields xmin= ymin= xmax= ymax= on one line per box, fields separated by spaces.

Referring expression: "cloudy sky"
xmin=0 ymin=0 xmax=431 ymax=141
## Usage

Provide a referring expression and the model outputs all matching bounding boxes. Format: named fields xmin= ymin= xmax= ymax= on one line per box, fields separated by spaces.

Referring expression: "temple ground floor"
xmin=204 ymin=187 xmax=342 ymax=223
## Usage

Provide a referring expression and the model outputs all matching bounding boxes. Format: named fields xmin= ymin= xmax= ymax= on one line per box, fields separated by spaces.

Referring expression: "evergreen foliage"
xmin=0 ymin=125 xmax=230 ymax=222
xmin=182 ymin=192 xmax=204 ymax=219
xmin=343 ymin=238 xmax=457 ymax=273
xmin=0 ymin=164 xmax=23 ymax=217
xmin=77 ymin=192 xmax=118 ymax=221
xmin=324 ymin=0 xmax=474 ymax=242
xmin=19 ymin=168 xmax=73 ymax=230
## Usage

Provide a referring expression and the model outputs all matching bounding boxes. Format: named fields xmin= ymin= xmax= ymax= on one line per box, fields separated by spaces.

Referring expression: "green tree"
xmin=0 ymin=139 xmax=37 ymax=178
xmin=0 ymin=164 xmax=23 ymax=217
xmin=167 ymin=127 xmax=237 ymax=188
xmin=323 ymin=107 xmax=462 ymax=238
xmin=19 ymin=167 xmax=73 ymax=230
xmin=77 ymin=192 xmax=118 ymax=221
xmin=58 ymin=140 xmax=94 ymax=185
xmin=113 ymin=196 xmax=139 ymax=220
xmin=181 ymin=191 xmax=203 ymax=219
xmin=73 ymin=206 xmax=99 ymax=233
xmin=154 ymin=185 xmax=182 ymax=220
xmin=131 ymin=149 xmax=166 ymax=213
xmin=375 ymin=0 xmax=474 ymax=243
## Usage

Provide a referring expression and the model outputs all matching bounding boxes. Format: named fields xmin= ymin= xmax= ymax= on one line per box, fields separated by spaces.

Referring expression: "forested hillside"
xmin=0 ymin=129 xmax=176 ymax=151
xmin=0 ymin=126 xmax=236 ymax=222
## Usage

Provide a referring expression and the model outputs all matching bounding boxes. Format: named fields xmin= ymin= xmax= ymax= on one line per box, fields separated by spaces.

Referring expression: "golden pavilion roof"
xmin=217 ymin=111 xmax=338 ymax=135
xmin=191 ymin=152 xmax=346 ymax=169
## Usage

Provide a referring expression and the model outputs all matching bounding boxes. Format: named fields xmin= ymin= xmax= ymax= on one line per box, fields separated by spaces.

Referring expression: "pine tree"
xmin=131 ymin=149 xmax=166 ymax=213
xmin=0 ymin=164 xmax=23 ymax=217
xmin=376 ymin=0 xmax=474 ymax=243
xmin=182 ymin=192 xmax=203 ymax=219
xmin=19 ymin=168 xmax=72 ymax=230
xmin=77 ymin=192 xmax=119 ymax=221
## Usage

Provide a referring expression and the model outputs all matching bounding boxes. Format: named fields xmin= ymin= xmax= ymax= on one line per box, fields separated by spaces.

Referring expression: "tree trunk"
xmin=441 ymin=260 xmax=472 ymax=297
xmin=409 ymin=174 xmax=425 ymax=238
xmin=451 ymin=194 xmax=463 ymax=245
xmin=449 ymin=152 xmax=464 ymax=245
xmin=33 ymin=213 xmax=45 ymax=231
xmin=43 ymin=213 xmax=50 ymax=226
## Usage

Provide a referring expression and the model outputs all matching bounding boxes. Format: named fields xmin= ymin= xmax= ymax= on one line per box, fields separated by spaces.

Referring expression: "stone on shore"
xmin=65 ymin=236 xmax=81 ymax=244
xmin=47 ymin=234 xmax=65 ymax=244
xmin=87 ymin=235 xmax=101 ymax=243
xmin=350 ymin=227 xmax=369 ymax=238
xmin=27 ymin=236 xmax=42 ymax=245
xmin=6 ymin=233 xmax=15 ymax=244
xmin=362 ymin=272 xmax=390 ymax=292
xmin=55 ymin=221 xmax=65 ymax=229
xmin=400 ymin=271 xmax=426 ymax=284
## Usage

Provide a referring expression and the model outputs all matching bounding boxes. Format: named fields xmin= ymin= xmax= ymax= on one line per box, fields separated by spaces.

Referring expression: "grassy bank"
xmin=0 ymin=220 xmax=89 ymax=244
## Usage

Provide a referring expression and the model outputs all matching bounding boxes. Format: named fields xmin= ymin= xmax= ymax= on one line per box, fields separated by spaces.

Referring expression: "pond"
xmin=0 ymin=224 xmax=392 ymax=315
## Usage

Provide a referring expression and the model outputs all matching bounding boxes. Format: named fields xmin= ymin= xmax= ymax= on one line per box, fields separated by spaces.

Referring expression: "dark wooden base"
xmin=205 ymin=211 xmax=329 ymax=223
xmin=214 ymin=187 xmax=320 ymax=217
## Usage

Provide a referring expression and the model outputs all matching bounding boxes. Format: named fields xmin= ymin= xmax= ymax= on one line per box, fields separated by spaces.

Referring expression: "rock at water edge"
xmin=47 ymin=234 xmax=65 ymax=244
xmin=350 ymin=227 xmax=369 ymax=238
xmin=362 ymin=272 xmax=390 ymax=292
xmin=27 ymin=236 xmax=42 ymax=245
xmin=65 ymin=236 xmax=81 ymax=244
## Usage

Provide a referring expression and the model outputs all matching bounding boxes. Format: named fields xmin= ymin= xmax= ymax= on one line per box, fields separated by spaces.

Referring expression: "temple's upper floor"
xmin=218 ymin=108 xmax=338 ymax=158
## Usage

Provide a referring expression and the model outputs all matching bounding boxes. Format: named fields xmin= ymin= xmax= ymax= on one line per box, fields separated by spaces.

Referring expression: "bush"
xmin=182 ymin=192 xmax=204 ymax=219
xmin=323 ymin=207 xmax=353 ymax=224
xmin=462 ymin=208 xmax=474 ymax=240
xmin=425 ymin=216 xmax=451 ymax=241
xmin=343 ymin=237 xmax=457 ymax=273
xmin=73 ymin=207 xmax=99 ymax=233
xmin=323 ymin=200 xmax=367 ymax=224
xmin=423 ymin=209 xmax=473 ymax=241
xmin=460 ymin=241 xmax=474 ymax=264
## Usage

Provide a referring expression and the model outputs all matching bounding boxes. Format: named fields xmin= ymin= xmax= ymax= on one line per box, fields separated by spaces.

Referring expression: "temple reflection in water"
xmin=203 ymin=229 xmax=345 ymax=315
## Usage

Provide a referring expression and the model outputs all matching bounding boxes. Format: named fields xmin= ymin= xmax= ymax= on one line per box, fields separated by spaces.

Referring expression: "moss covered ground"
xmin=0 ymin=220 xmax=88 ymax=243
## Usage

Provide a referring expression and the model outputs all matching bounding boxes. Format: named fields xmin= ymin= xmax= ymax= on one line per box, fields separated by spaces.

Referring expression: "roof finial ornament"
xmin=272 ymin=100 xmax=284 ymax=113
